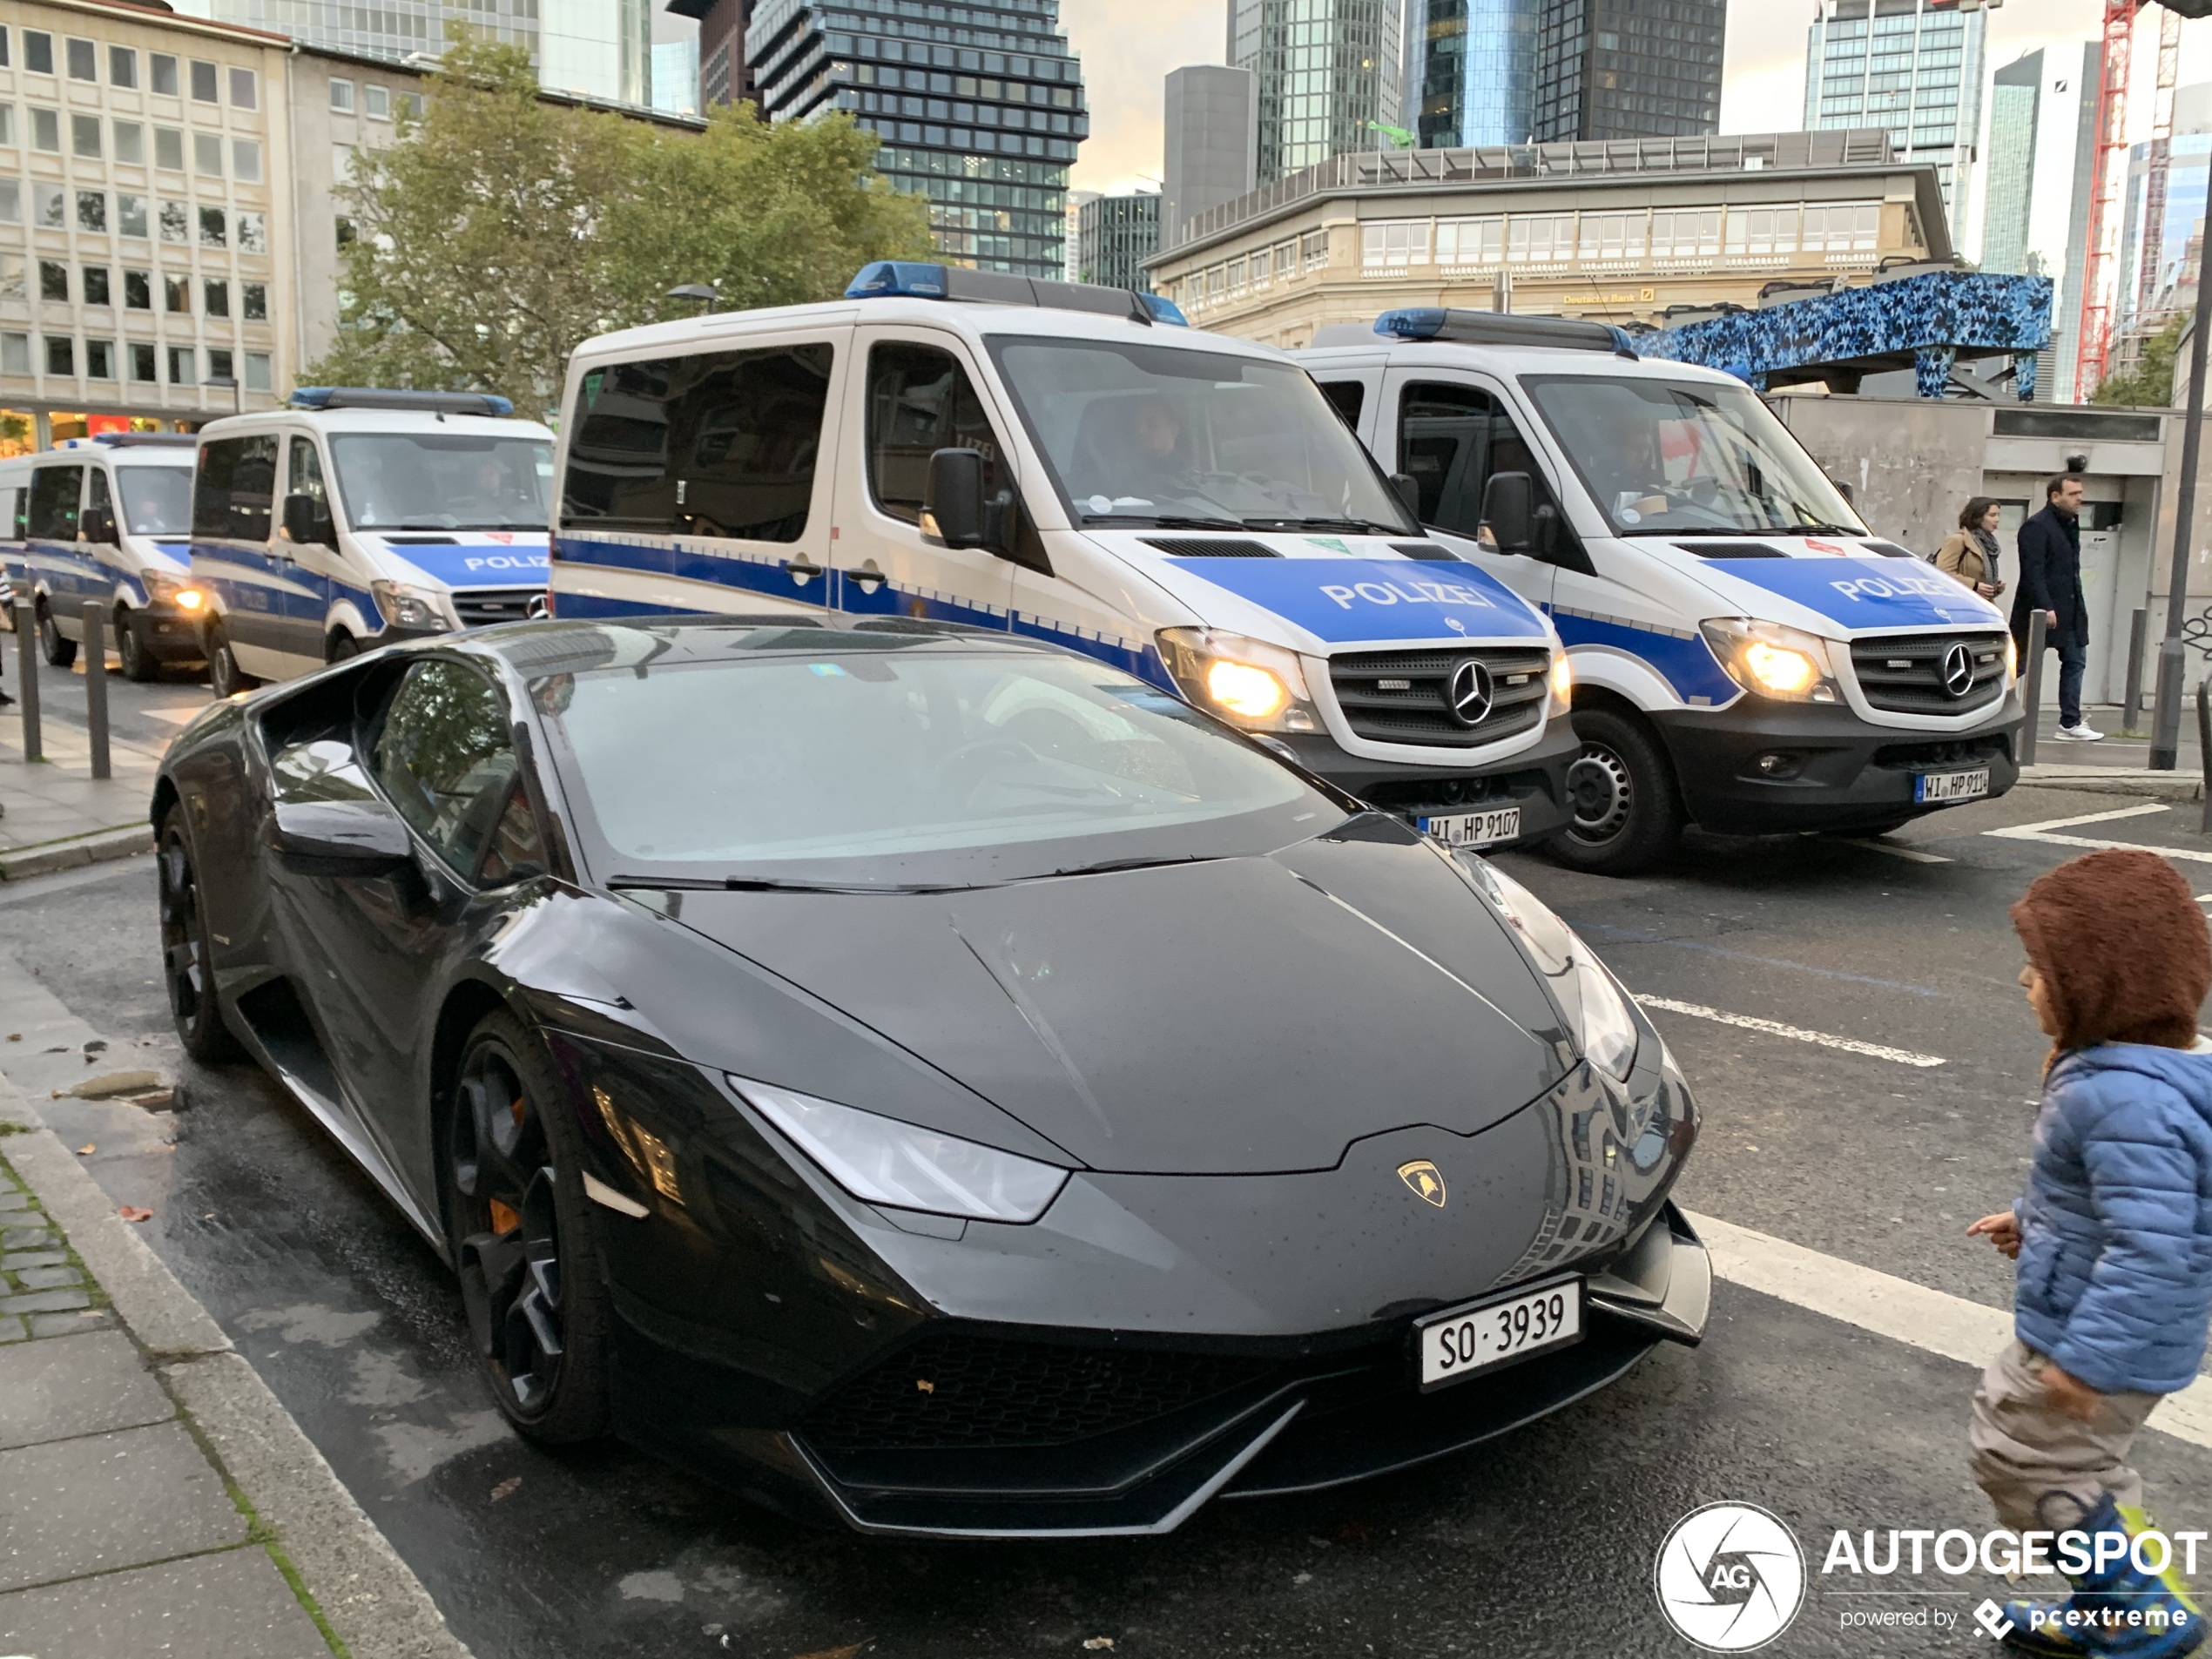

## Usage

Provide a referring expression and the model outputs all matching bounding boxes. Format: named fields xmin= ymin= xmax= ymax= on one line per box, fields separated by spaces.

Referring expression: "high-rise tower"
xmin=1230 ymin=0 xmax=1401 ymax=185
xmin=1532 ymin=0 xmax=1723 ymax=144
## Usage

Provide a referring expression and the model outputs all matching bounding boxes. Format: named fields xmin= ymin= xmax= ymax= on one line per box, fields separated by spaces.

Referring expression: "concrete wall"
xmin=1768 ymin=394 xmax=1989 ymax=556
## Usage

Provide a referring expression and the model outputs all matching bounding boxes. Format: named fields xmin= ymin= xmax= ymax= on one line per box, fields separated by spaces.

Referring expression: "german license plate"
xmin=1416 ymin=806 xmax=1521 ymax=848
xmin=1416 ymin=1278 xmax=1582 ymax=1390
xmin=1913 ymin=768 xmax=1989 ymax=805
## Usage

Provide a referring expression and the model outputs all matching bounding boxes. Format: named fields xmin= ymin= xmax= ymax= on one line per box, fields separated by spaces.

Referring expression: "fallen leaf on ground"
xmin=6 ymin=1032 xmax=18 ymax=1042
xmin=792 ymin=1645 xmax=872 ymax=1659
xmin=77 ymin=1143 xmax=95 ymax=1156
xmin=490 ymin=1476 xmax=522 ymax=1501
xmin=118 ymin=1205 xmax=152 ymax=1222
xmin=1083 ymin=1642 xmax=1116 ymax=1652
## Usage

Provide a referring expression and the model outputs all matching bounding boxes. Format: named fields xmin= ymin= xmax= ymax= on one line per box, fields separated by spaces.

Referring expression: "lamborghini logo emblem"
xmin=1397 ymin=1159 xmax=1447 ymax=1207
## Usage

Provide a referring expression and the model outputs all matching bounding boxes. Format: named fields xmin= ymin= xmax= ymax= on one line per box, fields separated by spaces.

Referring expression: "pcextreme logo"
xmin=1655 ymin=1502 xmax=1808 ymax=1651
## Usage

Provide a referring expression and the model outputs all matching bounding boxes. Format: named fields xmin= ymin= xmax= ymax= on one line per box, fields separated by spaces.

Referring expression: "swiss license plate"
xmin=1417 ymin=806 xmax=1522 ymax=848
xmin=1416 ymin=1278 xmax=1582 ymax=1390
xmin=1914 ymin=768 xmax=1989 ymax=805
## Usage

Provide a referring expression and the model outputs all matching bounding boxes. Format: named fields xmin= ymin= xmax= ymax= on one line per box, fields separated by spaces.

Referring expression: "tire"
xmin=35 ymin=600 xmax=77 ymax=669
xmin=447 ymin=1008 xmax=612 ymax=1444
xmin=326 ymin=631 xmax=359 ymax=664
xmin=158 ymin=806 xmax=242 ymax=1062
xmin=206 ymin=621 xmax=255 ymax=698
xmin=1547 ymin=706 xmax=1684 ymax=877
xmin=117 ymin=608 xmax=159 ymax=682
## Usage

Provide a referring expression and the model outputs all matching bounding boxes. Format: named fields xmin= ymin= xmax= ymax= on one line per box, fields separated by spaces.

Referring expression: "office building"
xmin=1075 ymin=190 xmax=1156 ymax=290
xmin=2114 ymin=85 xmax=2212 ymax=334
xmin=748 ymin=0 xmax=1087 ymax=279
xmin=1229 ymin=0 xmax=1400 ymax=185
xmin=1532 ymin=0 xmax=1723 ymax=144
xmin=1162 ymin=63 xmax=1252 ymax=250
xmin=1062 ymin=185 xmax=1093 ymax=279
xmin=1979 ymin=49 xmax=2038 ymax=274
xmin=651 ymin=33 xmax=699 ymax=113
xmin=1150 ymin=129 xmax=1939 ymax=349
xmin=669 ymin=0 xmax=752 ymax=109
xmin=1804 ymin=0 xmax=1998 ymax=239
xmin=1404 ymin=0 xmax=1535 ymax=150
xmin=2054 ymin=38 xmax=2101 ymax=403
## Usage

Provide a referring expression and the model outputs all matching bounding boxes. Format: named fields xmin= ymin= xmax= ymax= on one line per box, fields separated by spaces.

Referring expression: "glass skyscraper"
xmin=748 ymin=0 xmax=1084 ymax=277
xmin=1076 ymin=192 xmax=1159 ymax=291
xmin=1404 ymin=0 xmax=1536 ymax=150
xmin=1804 ymin=0 xmax=1990 ymax=240
xmin=651 ymin=34 xmax=700 ymax=112
xmin=1980 ymin=49 xmax=2039 ymax=275
xmin=1531 ymin=0 xmax=1723 ymax=143
xmin=1231 ymin=0 xmax=1402 ymax=185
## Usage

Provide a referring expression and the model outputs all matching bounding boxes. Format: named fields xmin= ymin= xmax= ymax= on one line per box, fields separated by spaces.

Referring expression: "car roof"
xmin=1296 ymin=339 xmax=1746 ymax=387
xmin=195 ymin=408 xmax=558 ymax=440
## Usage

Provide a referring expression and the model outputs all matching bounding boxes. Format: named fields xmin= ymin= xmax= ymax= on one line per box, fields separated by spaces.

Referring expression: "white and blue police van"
xmin=1295 ymin=309 xmax=2023 ymax=874
xmin=549 ymin=262 xmax=1580 ymax=851
xmin=0 ymin=434 xmax=201 ymax=680
xmin=189 ymin=388 xmax=556 ymax=697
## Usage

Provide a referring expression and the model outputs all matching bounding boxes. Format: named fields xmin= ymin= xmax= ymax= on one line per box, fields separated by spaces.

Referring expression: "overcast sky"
xmin=1060 ymin=0 xmax=2212 ymax=265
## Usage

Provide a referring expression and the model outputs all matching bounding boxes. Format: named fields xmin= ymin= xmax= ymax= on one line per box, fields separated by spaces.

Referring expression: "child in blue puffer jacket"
xmin=1967 ymin=847 xmax=2212 ymax=1657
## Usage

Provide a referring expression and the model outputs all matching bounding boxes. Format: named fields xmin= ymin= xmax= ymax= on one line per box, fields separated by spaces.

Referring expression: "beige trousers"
xmin=1970 ymin=1339 xmax=2165 ymax=1534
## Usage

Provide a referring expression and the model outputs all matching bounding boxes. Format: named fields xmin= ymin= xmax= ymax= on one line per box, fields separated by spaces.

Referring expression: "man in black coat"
xmin=2012 ymin=473 xmax=2098 ymax=741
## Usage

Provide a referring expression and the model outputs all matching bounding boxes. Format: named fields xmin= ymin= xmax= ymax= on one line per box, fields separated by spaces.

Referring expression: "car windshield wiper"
xmin=1007 ymin=853 xmax=1227 ymax=883
xmin=1243 ymin=516 xmax=1410 ymax=536
xmin=609 ymin=873 xmax=931 ymax=895
xmin=1080 ymin=513 xmax=1247 ymax=531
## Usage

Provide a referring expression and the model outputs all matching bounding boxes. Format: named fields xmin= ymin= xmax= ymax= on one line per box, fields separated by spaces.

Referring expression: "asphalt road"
xmin=5 ymin=672 xmax=2211 ymax=1658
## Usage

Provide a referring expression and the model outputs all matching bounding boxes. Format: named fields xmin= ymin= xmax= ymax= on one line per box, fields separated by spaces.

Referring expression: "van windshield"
xmin=988 ymin=337 xmax=1418 ymax=536
xmin=116 ymin=467 xmax=191 ymax=535
xmin=1523 ymin=374 xmax=1866 ymax=538
xmin=329 ymin=433 xmax=554 ymax=532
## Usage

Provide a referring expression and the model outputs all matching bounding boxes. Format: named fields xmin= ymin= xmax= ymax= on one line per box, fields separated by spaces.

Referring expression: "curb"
xmin=2013 ymin=766 xmax=2204 ymax=804
xmin=0 ymin=1075 xmax=475 ymax=1659
xmin=0 ymin=824 xmax=154 ymax=881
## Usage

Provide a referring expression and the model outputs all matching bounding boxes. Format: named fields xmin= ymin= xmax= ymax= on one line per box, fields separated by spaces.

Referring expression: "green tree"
xmin=2093 ymin=312 xmax=2190 ymax=408
xmin=307 ymin=38 xmax=931 ymax=416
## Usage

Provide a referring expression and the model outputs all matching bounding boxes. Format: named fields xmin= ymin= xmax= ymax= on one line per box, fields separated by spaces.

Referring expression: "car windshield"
xmin=329 ymin=433 xmax=554 ymax=531
xmin=536 ymin=637 xmax=1345 ymax=889
xmin=1522 ymin=374 xmax=1866 ymax=537
xmin=988 ymin=336 xmax=1418 ymax=534
xmin=116 ymin=466 xmax=191 ymax=535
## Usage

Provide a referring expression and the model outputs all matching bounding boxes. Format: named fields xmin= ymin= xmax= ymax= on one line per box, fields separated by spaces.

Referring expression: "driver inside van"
xmin=1072 ymin=392 xmax=1193 ymax=508
xmin=1601 ymin=426 xmax=1672 ymax=524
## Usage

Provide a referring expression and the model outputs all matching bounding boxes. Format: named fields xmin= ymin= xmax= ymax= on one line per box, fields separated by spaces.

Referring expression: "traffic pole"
xmin=12 ymin=598 xmax=39 ymax=763
xmin=2148 ymin=191 xmax=2212 ymax=769
xmin=80 ymin=602 xmax=109 ymax=781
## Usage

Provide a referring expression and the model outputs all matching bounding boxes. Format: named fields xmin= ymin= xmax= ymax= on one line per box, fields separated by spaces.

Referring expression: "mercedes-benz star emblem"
xmin=1447 ymin=659 xmax=1494 ymax=727
xmin=1940 ymin=642 xmax=1975 ymax=699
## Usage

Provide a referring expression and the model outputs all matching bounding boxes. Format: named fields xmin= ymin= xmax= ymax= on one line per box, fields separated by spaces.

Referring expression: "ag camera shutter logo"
xmin=1654 ymin=1502 xmax=1806 ymax=1651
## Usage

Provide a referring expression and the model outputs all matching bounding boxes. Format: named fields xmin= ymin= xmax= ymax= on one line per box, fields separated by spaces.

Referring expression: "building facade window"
xmin=366 ymin=84 xmax=389 ymax=118
xmin=32 ymin=185 xmax=63 ymax=229
xmin=82 ymin=266 xmax=109 ymax=305
xmin=130 ymin=341 xmax=156 ymax=381
xmin=192 ymin=132 xmax=222 ymax=177
xmin=0 ymin=106 xmax=13 ymax=146
xmin=113 ymin=121 xmax=143 ymax=165
xmin=158 ymin=200 xmax=187 ymax=242
xmin=75 ymin=190 xmax=104 ymax=233
xmin=204 ymin=277 xmax=228 ymax=316
xmin=0 ymin=256 xmax=20 ymax=297
xmin=166 ymin=344 xmax=193 ymax=384
xmin=37 ymin=260 xmax=66 ymax=301
xmin=154 ymin=127 xmax=183 ymax=170
xmin=241 ymin=281 xmax=266 ymax=320
xmin=44 ymin=336 xmax=72 ymax=375
xmin=188 ymin=60 xmax=218 ymax=103
xmin=150 ymin=54 xmax=178 ymax=96
xmin=1 ymin=334 xmax=28 ymax=375
xmin=228 ymin=67 xmax=256 ymax=109
xmin=164 ymin=273 xmax=190 ymax=313
xmin=329 ymin=78 xmax=354 ymax=112
xmin=244 ymin=350 xmax=271 ymax=391
xmin=117 ymin=194 xmax=147 ymax=238
xmin=199 ymin=206 xmax=226 ymax=247
xmin=85 ymin=339 xmax=112 ymax=378
xmin=232 ymin=138 xmax=260 ymax=182
xmin=236 ymin=212 xmax=265 ymax=253
xmin=24 ymin=32 xmax=52 ymax=76
xmin=110 ymin=46 xmax=136 ymax=88
xmin=124 ymin=269 xmax=150 ymax=309
xmin=30 ymin=107 xmax=58 ymax=152
xmin=64 ymin=37 xmax=93 ymax=81
xmin=206 ymin=347 xmax=233 ymax=381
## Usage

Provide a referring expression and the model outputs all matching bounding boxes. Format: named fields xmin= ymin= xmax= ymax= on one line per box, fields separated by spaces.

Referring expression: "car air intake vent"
xmin=1391 ymin=542 xmax=1463 ymax=563
xmin=450 ymin=588 xmax=542 ymax=629
xmin=1676 ymin=542 xmax=1786 ymax=559
xmin=1863 ymin=542 xmax=1918 ymax=560
xmin=800 ymin=1332 xmax=1278 ymax=1451
xmin=381 ymin=535 xmax=460 ymax=545
xmin=1141 ymin=537 xmax=1280 ymax=558
xmin=1329 ymin=646 xmax=1550 ymax=747
xmin=1850 ymin=631 xmax=2008 ymax=715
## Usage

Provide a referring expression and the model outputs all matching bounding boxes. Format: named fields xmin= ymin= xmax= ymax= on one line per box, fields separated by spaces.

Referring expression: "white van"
xmin=0 ymin=435 xmax=202 ymax=679
xmin=1294 ymin=309 xmax=2024 ymax=873
xmin=189 ymin=388 xmax=555 ymax=696
xmin=550 ymin=263 xmax=1578 ymax=851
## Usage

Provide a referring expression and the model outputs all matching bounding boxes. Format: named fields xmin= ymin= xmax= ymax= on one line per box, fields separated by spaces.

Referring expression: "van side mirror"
xmin=81 ymin=505 xmax=118 ymax=545
xmin=924 ymin=448 xmax=988 ymax=549
xmin=1829 ymin=477 xmax=1856 ymax=505
xmin=1480 ymin=471 xmax=1536 ymax=554
xmin=281 ymin=493 xmax=332 ymax=548
xmin=1389 ymin=473 xmax=1421 ymax=519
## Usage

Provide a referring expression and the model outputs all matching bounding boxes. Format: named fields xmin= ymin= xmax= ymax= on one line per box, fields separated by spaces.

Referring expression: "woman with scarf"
xmin=1936 ymin=496 xmax=2007 ymax=600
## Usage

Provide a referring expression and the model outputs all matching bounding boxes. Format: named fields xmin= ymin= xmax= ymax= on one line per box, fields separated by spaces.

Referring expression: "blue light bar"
xmin=289 ymin=387 xmax=516 ymax=416
xmin=845 ymin=260 xmax=949 ymax=299
xmin=846 ymin=262 xmax=1188 ymax=327
xmin=1376 ymin=307 xmax=1448 ymax=341
xmin=1374 ymin=307 xmax=1639 ymax=359
xmin=1138 ymin=293 xmax=1190 ymax=327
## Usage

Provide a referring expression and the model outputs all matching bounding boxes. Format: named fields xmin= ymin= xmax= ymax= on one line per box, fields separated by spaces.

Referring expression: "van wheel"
xmin=35 ymin=601 xmax=77 ymax=669
xmin=1548 ymin=708 xmax=1683 ymax=877
xmin=206 ymin=622 xmax=255 ymax=698
xmin=117 ymin=608 xmax=158 ymax=682
xmin=327 ymin=631 xmax=359 ymax=664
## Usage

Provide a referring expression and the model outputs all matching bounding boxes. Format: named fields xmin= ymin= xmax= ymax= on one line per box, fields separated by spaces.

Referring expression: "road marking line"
xmin=1983 ymin=802 xmax=2212 ymax=864
xmin=1833 ymin=838 xmax=1952 ymax=864
xmin=1686 ymin=1212 xmax=2212 ymax=1453
xmin=1635 ymin=995 xmax=1947 ymax=1068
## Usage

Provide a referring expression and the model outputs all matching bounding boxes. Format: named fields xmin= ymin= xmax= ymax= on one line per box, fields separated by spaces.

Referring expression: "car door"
xmin=835 ymin=327 xmax=1015 ymax=628
xmin=25 ymin=462 xmax=88 ymax=637
xmin=195 ymin=433 xmax=312 ymax=678
xmin=81 ymin=468 xmax=126 ymax=617
xmin=277 ymin=435 xmax=339 ymax=659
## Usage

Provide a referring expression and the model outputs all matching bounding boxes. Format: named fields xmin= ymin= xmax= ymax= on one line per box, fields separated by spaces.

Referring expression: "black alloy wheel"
xmin=35 ymin=599 xmax=76 ymax=669
xmin=206 ymin=621 xmax=255 ymax=698
xmin=158 ymin=806 xmax=240 ymax=1062
xmin=448 ymin=1010 xmax=610 ymax=1443
xmin=1547 ymin=707 xmax=1683 ymax=878
xmin=117 ymin=607 xmax=158 ymax=682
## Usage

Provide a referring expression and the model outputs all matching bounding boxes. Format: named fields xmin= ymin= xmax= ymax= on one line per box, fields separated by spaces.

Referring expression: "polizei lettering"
xmin=462 ymin=553 xmax=551 ymax=573
xmin=1828 ymin=572 xmax=1964 ymax=604
xmin=1318 ymin=578 xmax=1498 ymax=611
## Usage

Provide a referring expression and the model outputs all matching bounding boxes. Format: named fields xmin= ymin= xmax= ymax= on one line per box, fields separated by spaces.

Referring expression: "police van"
xmin=0 ymin=434 xmax=201 ymax=680
xmin=189 ymin=388 xmax=556 ymax=696
xmin=1294 ymin=309 xmax=2023 ymax=874
xmin=550 ymin=262 xmax=1578 ymax=851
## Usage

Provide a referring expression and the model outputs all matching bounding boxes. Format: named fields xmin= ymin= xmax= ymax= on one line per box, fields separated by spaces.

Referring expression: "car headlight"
xmin=1457 ymin=856 xmax=1639 ymax=1081
xmin=1548 ymin=650 xmax=1573 ymax=712
xmin=732 ymin=1076 xmax=1069 ymax=1223
xmin=1699 ymin=617 xmax=1841 ymax=704
xmin=1157 ymin=628 xmax=1322 ymax=733
xmin=371 ymin=579 xmax=452 ymax=631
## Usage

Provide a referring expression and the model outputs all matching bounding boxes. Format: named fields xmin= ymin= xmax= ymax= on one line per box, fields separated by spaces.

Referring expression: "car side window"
xmin=27 ymin=465 xmax=83 ymax=539
xmin=1398 ymin=381 xmax=1556 ymax=541
xmin=193 ymin=435 xmax=278 ymax=541
xmin=1319 ymin=379 xmax=1365 ymax=428
xmin=3 ymin=488 xmax=23 ymax=540
xmin=287 ymin=435 xmax=328 ymax=508
xmin=370 ymin=661 xmax=535 ymax=882
xmin=866 ymin=341 xmax=1008 ymax=525
xmin=85 ymin=468 xmax=112 ymax=529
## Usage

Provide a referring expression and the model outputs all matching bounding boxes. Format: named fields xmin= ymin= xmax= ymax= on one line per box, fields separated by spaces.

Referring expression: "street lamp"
xmin=202 ymin=374 xmax=244 ymax=418
xmin=667 ymin=283 xmax=718 ymax=312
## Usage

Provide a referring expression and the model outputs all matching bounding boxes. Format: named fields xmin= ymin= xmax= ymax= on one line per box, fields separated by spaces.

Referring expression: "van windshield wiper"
xmin=1080 ymin=513 xmax=1247 ymax=531
xmin=1244 ymin=516 xmax=1410 ymax=536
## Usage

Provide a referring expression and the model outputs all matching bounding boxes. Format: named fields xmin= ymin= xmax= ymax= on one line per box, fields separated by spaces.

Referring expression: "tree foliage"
xmin=2093 ymin=312 xmax=2190 ymax=408
xmin=307 ymin=40 xmax=933 ymax=415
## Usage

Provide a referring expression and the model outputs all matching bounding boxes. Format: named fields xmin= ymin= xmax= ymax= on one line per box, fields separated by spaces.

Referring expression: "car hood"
xmin=665 ymin=827 xmax=1568 ymax=1177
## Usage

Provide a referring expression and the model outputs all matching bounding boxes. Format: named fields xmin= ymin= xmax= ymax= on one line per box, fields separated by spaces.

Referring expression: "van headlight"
xmin=1548 ymin=650 xmax=1573 ymax=712
xmin=371 ymin=579 xmax=452 ymax=631
xmin=1700 ymin=617 xmax=1841 ymax=704
xmin=142 ymin=570 xmax=200 ymax=608
xmin=732 ymin=1076 xmax=1069 ymax=1223
xmin=1457 ymin=856 xmax=1639 ymax=1081
xmin=1157 ymin=628 xmax=1322 ymax=733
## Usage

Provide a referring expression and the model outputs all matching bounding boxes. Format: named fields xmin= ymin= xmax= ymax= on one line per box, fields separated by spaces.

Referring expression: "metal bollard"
xmin=2198 ymin=679 xmax=2212 ymax=834
xmin=2124 ymin=607 xmax=2149 ymax=731
xmin=79 ymin=602 xmax=109 ymax=781
xmin=2020 ymin=609 xmax=2047 ymax=769
xmin=11 ymin=598 xmax=38 ymax=764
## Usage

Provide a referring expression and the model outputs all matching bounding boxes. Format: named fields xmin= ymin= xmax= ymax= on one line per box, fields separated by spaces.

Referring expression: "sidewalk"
xmin=0 ymin=1074 xmax=472 ymax=1659
xmin=0 ymin=658 xmax=165 ymax=882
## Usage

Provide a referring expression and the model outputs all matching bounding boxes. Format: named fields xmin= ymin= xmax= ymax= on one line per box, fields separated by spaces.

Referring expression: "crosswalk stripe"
xmin=1635 ymin=995 xmax=1946 ymax=1068
xmin=1983 ymin=802 xmax=2212 ymax=864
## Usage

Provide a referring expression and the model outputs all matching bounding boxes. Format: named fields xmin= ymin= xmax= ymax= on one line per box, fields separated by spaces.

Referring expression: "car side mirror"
xmin=1389 ymin=473 xmax=1421 ymax=519
xmin=924 ymin=448 xmax=988 ymax=549
xmin=281 ymin=493 xmax=332 ymax=548
xmin=271 ymin=799 xmax=415 ymax=875
xmin=81 ymin=505 xmax=118 ymax=545
xmin=1480 ymin=471 xmax=1536 ymax=554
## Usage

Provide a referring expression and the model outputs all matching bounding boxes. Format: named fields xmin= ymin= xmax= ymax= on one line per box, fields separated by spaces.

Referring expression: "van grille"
xmin=1849 ymin=631 xmax=2007 ymax=715
xmin=1328 ymin=647 xmax=1550 ymax=747
xmin=451 ymin=589 xmax=542 ymax=630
